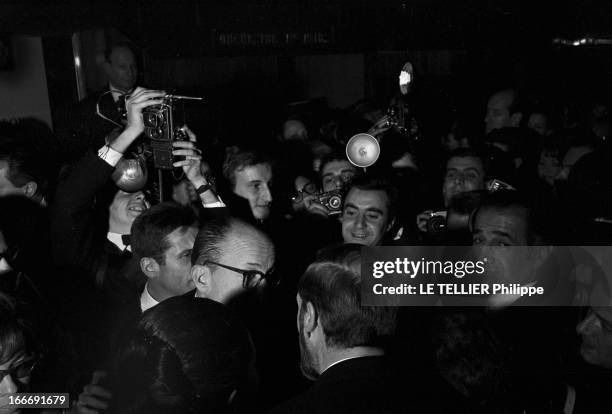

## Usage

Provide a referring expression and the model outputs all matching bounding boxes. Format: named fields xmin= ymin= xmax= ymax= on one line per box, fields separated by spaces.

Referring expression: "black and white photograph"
xmin=1 ymin=1 xmax=612 ymax=413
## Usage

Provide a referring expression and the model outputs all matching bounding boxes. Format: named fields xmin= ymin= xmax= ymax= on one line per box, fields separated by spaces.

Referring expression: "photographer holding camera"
xmin=293 ymin=151 xmax=359 ymax=218
xmin=415 ymin=148 xmax=487 ymax=241
xmin=50 ymin=87 xmax=219 ymax=384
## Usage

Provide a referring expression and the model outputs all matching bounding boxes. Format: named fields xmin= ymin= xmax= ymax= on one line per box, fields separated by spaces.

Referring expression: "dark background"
xmin=2 ymin=0 xmax=612 ymax=141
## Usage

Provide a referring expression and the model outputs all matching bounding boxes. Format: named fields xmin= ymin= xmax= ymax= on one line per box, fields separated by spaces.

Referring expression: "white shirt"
xmin=97 ymin=145 xmax=225 ymax=208
xmin=321 ymin=356 xmax=362 ymax=375
xmin=140 ymin=282 xmax=159 ymax=312
xmin=106 ymin=232 xmax=131 ymax=252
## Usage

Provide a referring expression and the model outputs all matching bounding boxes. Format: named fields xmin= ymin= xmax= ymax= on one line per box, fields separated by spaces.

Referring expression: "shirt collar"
xmin=109 ymin=83 xmax=132 ymax=103
xmin=107 ymin=232 xmax=131 ymax=252
xmin=321 ymin=356 xmax=361 ymax=375
xmin=140 ymin=282 xmax=159 ymax=312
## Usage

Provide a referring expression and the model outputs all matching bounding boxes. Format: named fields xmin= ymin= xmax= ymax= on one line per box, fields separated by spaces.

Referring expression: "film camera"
xmin=142 ymin=94 xmax=203 ymax=170
xmin=314 ymin=189 xmax=344 ymax=215
xmin=426 ymin=211 xmax=447 ymax=235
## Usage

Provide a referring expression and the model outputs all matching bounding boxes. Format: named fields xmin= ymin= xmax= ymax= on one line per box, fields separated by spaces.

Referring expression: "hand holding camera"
xmin=171 ymin=126 xmax=201 ymax=177
xmin=302 ymin=192 xmax=334 ymax=217
xmin=110 ymin=87 xmax=166 ymax=153
xmin=416 ymin=210 xmax=447 ymax=235
xmin=298 ymin=190 xmax=344 ymax=218
xmin=125 ymin=88 xmax=167 ymax=137
xmin=74 ymin=370 xmax=112 ymax=414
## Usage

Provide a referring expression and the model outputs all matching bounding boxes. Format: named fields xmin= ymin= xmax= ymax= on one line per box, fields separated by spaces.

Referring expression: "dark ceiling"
xmin=2 ymin=0 xmax=612 ymax=55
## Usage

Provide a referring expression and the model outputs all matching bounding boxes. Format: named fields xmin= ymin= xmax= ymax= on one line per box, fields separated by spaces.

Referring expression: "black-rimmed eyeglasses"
xmin=203 ymin=260 xmax=277 ymax=288
xmin=0 ymin=357 xmax=36 ymax=384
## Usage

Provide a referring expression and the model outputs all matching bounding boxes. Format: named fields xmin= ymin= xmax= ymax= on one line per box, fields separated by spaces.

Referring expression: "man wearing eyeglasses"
xmin=190 ymin=217 xmax=275 ymax=305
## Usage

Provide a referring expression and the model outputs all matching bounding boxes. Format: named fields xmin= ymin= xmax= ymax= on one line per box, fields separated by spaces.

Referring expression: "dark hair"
xmin=109 ymin=296 xmax=253 ymax=414
xmin=104 ymin=41 xmax=138 ymax=63
xmin=318 ymin=150 xmax=353 ymax=178
xmin=131 ymin=202 xmax=198 ymax=265
xmin=0 ymin=120 xmax=54 ymax=199
xmin=345 ymin=174 xmax=399 ymax=221
xmin=446 ymin=147 xmax=488 ymax=180
xmin=0 ymin=297 xmax=35 ymax=366
xmin=0 ymin=195 xmax=50 ymax=275
xmin=431 ymin=311 xmax=513 ymax=405
xmin=222 ymin=146 xmax=271 ymax=190
xmin=472 ymin=190 xmax=550 ymax=245
xmin=298 ymin=244 xmax=396 ymax=348
xmin=538 ymin=136 xmax=563 ymax=159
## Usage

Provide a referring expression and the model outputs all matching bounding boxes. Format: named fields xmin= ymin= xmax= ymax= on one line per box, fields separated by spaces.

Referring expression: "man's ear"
xmin=510 ymin=112 xmax=523 ymax=128
xmin=23 ymin=181 xmax=37 ymax=198
xmin=191 ymin=264 xmax=212 ymax=297
xmin=301 ymin=301 xmax=318 ymax=336
xmin=140 ymin=257 xmax=160 ymax=279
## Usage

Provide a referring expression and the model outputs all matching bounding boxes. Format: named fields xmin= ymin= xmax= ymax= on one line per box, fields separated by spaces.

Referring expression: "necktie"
xmin=121 ymin=234 xmax=131 ymax=248
xmin=116 ymin=95 xmax=127 ymax=121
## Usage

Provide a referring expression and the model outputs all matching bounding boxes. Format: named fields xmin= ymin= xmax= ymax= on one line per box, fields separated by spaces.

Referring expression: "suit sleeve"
xmin=51 ymin=152 xmax=115 ymax=271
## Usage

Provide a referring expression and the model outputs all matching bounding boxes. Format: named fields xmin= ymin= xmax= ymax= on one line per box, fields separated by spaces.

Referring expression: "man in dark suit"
xmin=56 ymin=42 xmax=139 ymax=163
xmin=271 ymin=244 xmax=409 ymax=414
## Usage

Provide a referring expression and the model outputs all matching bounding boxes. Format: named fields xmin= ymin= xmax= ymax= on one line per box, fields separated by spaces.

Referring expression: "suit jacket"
xmin=55 ymin=87 xmax=123 ymax=163
xmin=51 ymin=150 xmax=146 ymax=360
xmin=270 ymin=356 xmax=415 ymax=414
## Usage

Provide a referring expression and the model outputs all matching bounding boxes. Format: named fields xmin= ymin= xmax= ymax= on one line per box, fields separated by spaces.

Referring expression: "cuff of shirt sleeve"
xmin=202 ymin=197 xmax=226 ymax=208
xmin=98 ymin=145 xmax=123 ymax=167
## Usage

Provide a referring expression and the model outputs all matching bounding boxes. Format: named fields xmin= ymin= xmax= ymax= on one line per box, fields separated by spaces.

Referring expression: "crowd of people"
xmin=1 ymin=41 xmax=612 ymax=413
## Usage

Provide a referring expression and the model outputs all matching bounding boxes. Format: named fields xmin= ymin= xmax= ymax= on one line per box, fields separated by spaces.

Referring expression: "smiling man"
xmin=222 ymin=147 xmax=274 ymax=223
xmin=51 ymin=88 xmax=208 ymax=289
xmin=340 ymin=175 xmax=397 ymax=247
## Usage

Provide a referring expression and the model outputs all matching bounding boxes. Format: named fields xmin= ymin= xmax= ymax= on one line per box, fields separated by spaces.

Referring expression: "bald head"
xmin=191 ymin=218 xmax=275 ymax=303
xmin=104 ymin=44 xmax=137 ymax=93
xmin=485 ymin=89 xmax=522 ymax=134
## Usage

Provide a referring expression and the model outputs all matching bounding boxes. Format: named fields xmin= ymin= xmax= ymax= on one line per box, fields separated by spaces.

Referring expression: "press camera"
xmin=142 ymin=94 xmax=203 ymax=170
xmin=314 ymin=189 xmax=344 ymax=215
xmin=427 ymin=211 xmax=447 ymax=235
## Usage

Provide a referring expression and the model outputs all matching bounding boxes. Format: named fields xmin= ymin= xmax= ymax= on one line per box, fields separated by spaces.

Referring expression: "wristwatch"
xmin=195 ymin=183 xmax=212 ymax=195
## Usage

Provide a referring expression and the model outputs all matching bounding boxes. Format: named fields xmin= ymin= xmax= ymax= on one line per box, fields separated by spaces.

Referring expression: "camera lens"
xmin=144 ymin=112 xmax=158 ymax=127
xmin=328 ymin=195 xmax=342 ymax=209
xmin=427 ymin=216 xmax=447 ymax=235
xmin=147 ymin=127 xmax=163 ymax=139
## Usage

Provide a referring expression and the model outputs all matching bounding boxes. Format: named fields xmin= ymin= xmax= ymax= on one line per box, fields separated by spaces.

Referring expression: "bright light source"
xmin=399 ymin=71 xmax=411 ymax=86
